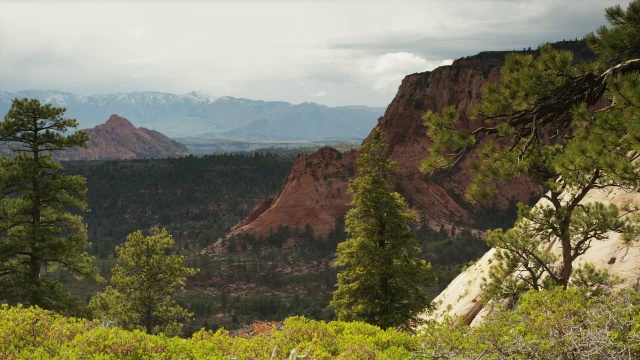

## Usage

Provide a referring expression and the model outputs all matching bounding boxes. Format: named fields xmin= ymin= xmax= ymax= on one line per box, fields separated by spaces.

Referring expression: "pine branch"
xmin=476 ymin=59 xmax=640 ymax=158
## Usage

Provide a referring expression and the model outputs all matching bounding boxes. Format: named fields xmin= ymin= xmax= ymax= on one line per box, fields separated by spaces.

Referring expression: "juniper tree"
xmin=0 ymin=99 xmax=98 ymax=313
xmin=90 ymin=229 xmax=198 ymax=335
xmin=422 ymin=1 xmax=640 ymax=300
xmin=330 ymin=128 xmax=435 ymax=330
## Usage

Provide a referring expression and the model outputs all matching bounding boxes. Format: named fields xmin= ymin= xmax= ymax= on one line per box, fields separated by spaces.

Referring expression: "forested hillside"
xmin=61 ymin=152 xmax=493 ymax=333
xmin=64 ymin=153 xmax=296 ymax=259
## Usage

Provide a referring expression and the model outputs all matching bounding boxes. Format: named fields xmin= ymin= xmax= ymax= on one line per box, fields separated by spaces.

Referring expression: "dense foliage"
xmin=419 ymin=288 xmax=640 ymax=359
xmin=330 ymin=128 xmax=435 ymax=330
xmin=0 ymin=99 xmax=99 ymax=315
xmin=2 ymin=289 xmax=638 ymax=359
xmin=422 ymin=1 xmax=640 ymax=299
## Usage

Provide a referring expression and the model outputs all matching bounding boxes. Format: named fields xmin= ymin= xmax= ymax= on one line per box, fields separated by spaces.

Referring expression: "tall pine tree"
xmin=0 ymin=98 xmax=98 ymax=313
xmin=330 ymin=128 xmax=435 ymax=330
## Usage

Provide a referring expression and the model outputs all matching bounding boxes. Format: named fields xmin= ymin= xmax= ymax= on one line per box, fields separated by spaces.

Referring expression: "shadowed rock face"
xmin=221 ymin=53 xmax=539 ymax=245
xmin=57 ymin=114 xmax=189 ymax=160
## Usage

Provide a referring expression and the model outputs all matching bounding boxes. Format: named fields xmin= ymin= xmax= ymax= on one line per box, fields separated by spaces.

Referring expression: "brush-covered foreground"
xmin=1 ymin=289 xmax=638 ymax=359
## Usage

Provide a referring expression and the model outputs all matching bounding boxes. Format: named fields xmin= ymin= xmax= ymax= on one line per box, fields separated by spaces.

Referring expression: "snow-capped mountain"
xmin=0 ymin=90 xmax=385 ymax=138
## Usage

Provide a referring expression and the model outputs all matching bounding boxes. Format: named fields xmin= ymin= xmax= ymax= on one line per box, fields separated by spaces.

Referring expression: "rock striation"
xmin=57 ymin=114 xmax=189 ymax=161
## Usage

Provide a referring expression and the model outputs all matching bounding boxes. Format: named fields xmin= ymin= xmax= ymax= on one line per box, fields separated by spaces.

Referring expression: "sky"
xmin=0 ymin=0 xmax=630 ymax=107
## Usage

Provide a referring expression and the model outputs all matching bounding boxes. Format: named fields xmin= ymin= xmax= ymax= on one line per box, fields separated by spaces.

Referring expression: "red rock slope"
xmin=58 ymin=114 xmax=189 ymax=160
xmin=223 ymin=55 xmax=538 ymax=243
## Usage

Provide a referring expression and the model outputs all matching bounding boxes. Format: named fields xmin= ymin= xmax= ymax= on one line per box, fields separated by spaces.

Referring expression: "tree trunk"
xmin=559 ymin=236 xmax=572 ymax=289
xmin=145 ymin=306 xmax=153 ymax=334
xmin=559 ymin=213 xmax=573 ymax=289
xmin=30 ymin=116 xmax=42 ymax=305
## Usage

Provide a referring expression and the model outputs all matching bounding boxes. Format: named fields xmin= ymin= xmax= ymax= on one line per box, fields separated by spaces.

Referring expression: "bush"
xmin=417 ymin=289 xmax=640 ymax=359
xmin=2 ymin=290 xmax=638 ymax=359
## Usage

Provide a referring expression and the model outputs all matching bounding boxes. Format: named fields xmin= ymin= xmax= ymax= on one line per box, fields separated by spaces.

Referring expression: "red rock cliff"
xmin=57 ymin=114 xmax=189 ymax=160
xmin=223 ymin=56 xmax=538 ymax=242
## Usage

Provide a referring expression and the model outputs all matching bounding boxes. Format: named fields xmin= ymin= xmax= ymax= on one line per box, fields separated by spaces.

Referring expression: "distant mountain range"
xmin=0 ymin=90 xmax=385 ymax=139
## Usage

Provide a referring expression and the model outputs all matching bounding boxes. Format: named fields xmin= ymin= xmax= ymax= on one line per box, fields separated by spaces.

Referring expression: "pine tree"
xmin=422 ymin=1 xmax=640 ymax=300
xmin=330 ymin=128 xmax=435 ymax=330
xmin=90 ymin=229 xmax=198 ymax=335
xmin=0 ymin=98 xmax=98 ymax=313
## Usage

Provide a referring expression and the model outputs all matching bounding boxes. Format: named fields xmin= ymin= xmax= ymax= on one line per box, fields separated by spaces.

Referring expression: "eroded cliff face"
xmin=222 ymin=56 xmax=537 ymax=244
xmin=57 ymin=114 xmax=189 ymax=161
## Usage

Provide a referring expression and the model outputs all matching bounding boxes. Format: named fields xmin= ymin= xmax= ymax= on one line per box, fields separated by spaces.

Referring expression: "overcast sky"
xmin=0 ymin=0 xmax=629 ymax=107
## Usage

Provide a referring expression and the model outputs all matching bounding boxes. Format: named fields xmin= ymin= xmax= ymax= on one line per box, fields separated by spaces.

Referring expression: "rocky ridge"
xmin=220 ymin=41 xmax=594 ymax=247
xmin=217 ymin=50 xmax=543 ymax=248
xmin=57 ymin=114 xmax=189 ymax=161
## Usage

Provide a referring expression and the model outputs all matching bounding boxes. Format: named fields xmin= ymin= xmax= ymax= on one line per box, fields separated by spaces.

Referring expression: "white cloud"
xmin=365 ymin=52 xmax=428 ymax=74
xmin=315 ymin=90 xmax=329 ymax=97
xmin=110 ymin=57 xmax=154 ymax=66
xmin=360 ymin=52 xmax=453 ymax=91
xmin=130 ymin=26 xmax=149 ymax=40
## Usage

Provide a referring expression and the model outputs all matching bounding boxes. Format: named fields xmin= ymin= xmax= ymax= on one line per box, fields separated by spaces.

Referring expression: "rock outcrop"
xmin=227 ymin=147 xmax=357 ymax=239
xmin=221 ymin=53 xmax=539 ymax=244
xmin=425 ymin=186 xmax=640 ymax=326
xmin=58 ymin=114 xmax=189 ymax=161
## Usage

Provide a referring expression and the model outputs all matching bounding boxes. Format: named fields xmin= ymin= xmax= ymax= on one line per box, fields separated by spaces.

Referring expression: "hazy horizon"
xmin=0 ymin=0 xmax=628 ymax=107
xmin=0 ymin=89 xmax=389 ymax=109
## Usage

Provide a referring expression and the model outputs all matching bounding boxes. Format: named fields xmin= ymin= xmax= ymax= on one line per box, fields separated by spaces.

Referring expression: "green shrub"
xmin=2 ymin=290 xmax=638 ymax=359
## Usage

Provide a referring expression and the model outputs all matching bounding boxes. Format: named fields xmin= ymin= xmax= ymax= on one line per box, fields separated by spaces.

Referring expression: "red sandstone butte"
xmin=57 ymin=114 xmax=189 ymax=160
